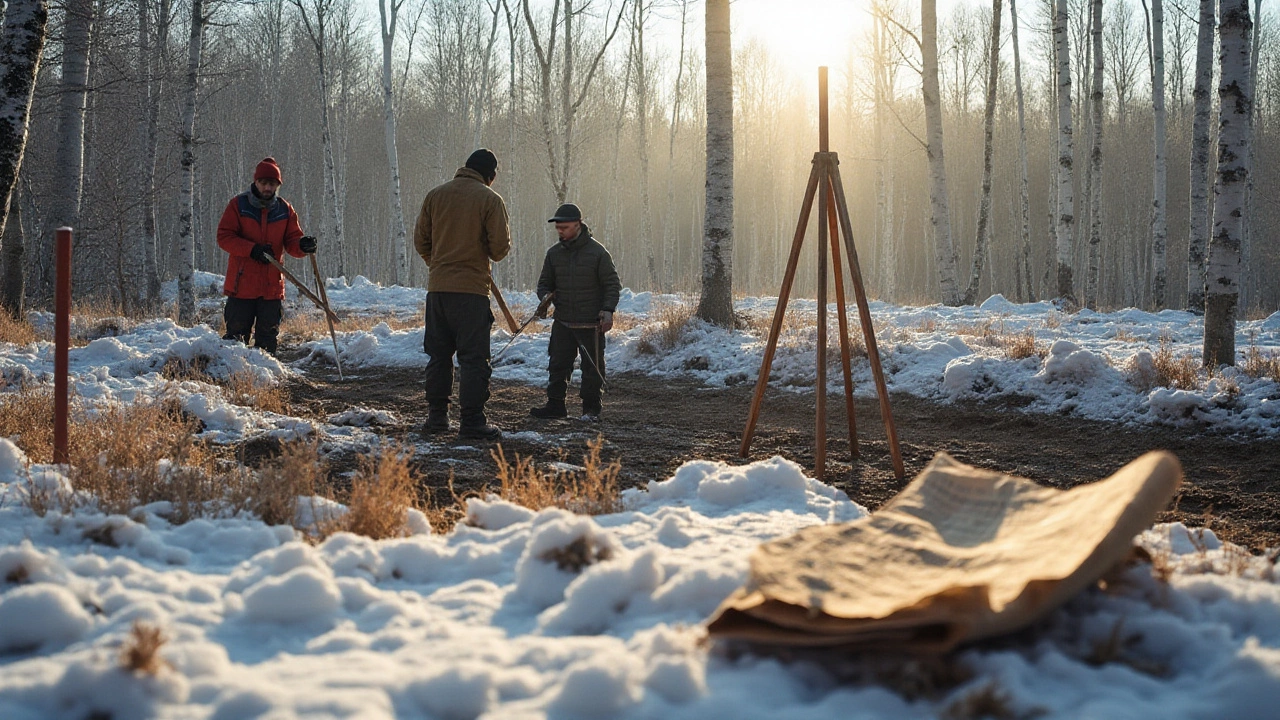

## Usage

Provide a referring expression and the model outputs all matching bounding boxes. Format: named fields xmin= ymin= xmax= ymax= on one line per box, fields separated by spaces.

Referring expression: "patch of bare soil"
xmin=279 ymin=363 xmax=1280 ymax=550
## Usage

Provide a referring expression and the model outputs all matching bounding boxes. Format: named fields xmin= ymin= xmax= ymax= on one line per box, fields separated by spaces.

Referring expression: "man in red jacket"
xmin=216 ymin=157 xmax=317 ymax=355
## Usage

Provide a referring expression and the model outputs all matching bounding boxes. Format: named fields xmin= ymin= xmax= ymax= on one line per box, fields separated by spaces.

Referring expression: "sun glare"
xmin=732 ymin=0 xmax=874 ymax=85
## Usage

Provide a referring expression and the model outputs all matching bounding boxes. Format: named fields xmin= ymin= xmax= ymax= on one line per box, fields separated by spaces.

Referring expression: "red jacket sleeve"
xmin=216 ymin=199 xmax=254 ymax=257
xmin=283 ymin=203 xmax=306 ymax=258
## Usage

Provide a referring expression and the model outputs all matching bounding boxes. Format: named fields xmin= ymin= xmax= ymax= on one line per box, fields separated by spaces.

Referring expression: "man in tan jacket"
xmin=414 ymin=148 xmax=511 ymax=440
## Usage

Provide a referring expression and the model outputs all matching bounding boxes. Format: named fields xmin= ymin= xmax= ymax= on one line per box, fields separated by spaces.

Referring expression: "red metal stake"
xmin=54 ymin=227 xmax=71 ymax=465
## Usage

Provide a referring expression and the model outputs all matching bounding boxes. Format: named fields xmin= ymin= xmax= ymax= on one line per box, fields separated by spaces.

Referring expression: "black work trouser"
xmin=223 ymin=297 xmax=284 ymax=354
xmin=423 ymin=291 xmax=494 ymax=424
xmin=546 ymin=320 xmax=606 ymax=413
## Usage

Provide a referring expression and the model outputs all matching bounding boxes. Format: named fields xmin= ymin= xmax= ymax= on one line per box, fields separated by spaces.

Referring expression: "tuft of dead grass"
xmin=222 ymin=371 xmax=286 ymax=413
xmin=488 ymin=436 xmax=622 ymax=515
xmin=66 ymin=399 xmax=218 ymax=523
xmin=1242 ymin=344 xmax=1280 ymax=383
xmin=0 ymin=311 xmax=38 ymax=345
xmin=120 ymin=622 xmax=170 ymax=676
xmin=1152 ymin=335 xmax=1200 ymax=390
xmin=636 ymin=302 xmax=696 ymax=355
xmin=1001 ymin=330 xmax=1043 ymax=360
xmin=940 ymin=681 xmax=1027 ymax=720
xmin=343 ymin=443 xmax=421 ymax=540
xmin=244 ymin=440 xmax=327 ymax=528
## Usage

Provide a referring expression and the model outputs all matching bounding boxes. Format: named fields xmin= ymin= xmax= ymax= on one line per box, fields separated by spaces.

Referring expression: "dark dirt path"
xmin=279 ymin=364 xmax=1280 ymax=551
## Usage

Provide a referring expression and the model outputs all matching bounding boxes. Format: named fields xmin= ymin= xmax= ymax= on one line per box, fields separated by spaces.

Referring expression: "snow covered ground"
xmin=1 ymin=275 xmax=1279 ymax=718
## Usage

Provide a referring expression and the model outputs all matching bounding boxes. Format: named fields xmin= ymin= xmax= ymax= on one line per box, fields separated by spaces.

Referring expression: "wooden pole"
xmin=309 ymin=253 xmax=344 ymax=380
xmin=814 ymin=68 xmax=830 ymax=480
xmin=740 ymin=159 xmax=821 ymax=457
xmin=827 ymin=181 xmax=859 ymax=457
xmin=829 ymin=162 xmax=905 ymax=479
xmin=54 ymin=227 xmax=71 ymax=466
xmin=490 ymin=277 xmax=519 ymax=333
xmin=264 ymin=254 xmax=340 ymax=325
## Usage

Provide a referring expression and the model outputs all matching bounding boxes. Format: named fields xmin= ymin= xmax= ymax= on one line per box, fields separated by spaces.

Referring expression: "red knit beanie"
xmin=254 ymin=157 xmax=282 ymax=183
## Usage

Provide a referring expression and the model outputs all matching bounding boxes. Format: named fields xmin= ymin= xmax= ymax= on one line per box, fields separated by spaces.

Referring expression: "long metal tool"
xmin=493 ymin=293 xmax=555 ymax=361
xmin=308 ymin=253 xmax=344 ymax=380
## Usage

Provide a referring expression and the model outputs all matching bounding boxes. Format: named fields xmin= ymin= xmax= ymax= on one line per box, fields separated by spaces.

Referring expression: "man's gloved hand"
xmin=536 ymin=292 xmax=554 ymax=319
xmin=299 ymin=235 xmax=318 ymax=254
xmin=250 ymin=244 xmax=273 ymax=265
xmin=598 ymin=310 xmax=614 ymax=333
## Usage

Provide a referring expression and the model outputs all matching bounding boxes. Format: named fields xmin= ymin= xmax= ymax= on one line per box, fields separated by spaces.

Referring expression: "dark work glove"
xmin=250 ymin=244 xmax=272 ymax=265
xmin=299 ymin=235 xmax=318 ymax=254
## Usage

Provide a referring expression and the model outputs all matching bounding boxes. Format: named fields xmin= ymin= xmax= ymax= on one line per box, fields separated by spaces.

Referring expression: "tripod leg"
xmin=816 ymin=164 xmax=829 ymax=481
xmin=827 ymin=182 xmax=859 ymax=458
xmin=741 ymin=158 xmax=822 ymax=457
xmin=830 ymin=163 xmax=904 ymax=480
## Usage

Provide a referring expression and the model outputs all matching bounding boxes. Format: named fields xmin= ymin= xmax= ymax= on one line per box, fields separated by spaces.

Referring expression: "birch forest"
xmin=0 ymin=0 xmax=1276 ymax=319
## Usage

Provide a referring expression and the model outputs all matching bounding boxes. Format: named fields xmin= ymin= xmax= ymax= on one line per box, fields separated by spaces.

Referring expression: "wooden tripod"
xmin=739 ymin=67 xmax=904 ymax=482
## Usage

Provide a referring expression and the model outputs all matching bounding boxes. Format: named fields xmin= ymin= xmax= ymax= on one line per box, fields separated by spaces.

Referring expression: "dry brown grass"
xmin=1001 ymin=330 xmax=1043 ymax=360
xmin=222 ymin=371 xmax=286 ymax=413
xmin=1113 ymin=327 xmax=1138 ymax=343
xmin=281 ymin=311 xmax=419 ymax=344
xmin=65 ymin=399 xmax=218 ymax=522
xmin=0 ymin=311 xmax=38 ymax=345
xmin=1152 ymin=336 xmax=1201 ymax=390
xmin=120 ymin=622 xmax=170 ymax=676
xmin=245 ymin=440 xmax=327 ymax=528
xmin=916 ymin=317 xmax=939 ymax=333
xmin=1043 ymin=310 xmax=1063 ymax=329
xmin=0 ymin=388 xmax=58 ymax=462
xmin=160 ymin=354 xmax=214 ymax=382
xmin=635 ymin=302 xmax=696 ymax=355
xmin=957 ymin=319 xmax=1001 ymax=347
xmin=343 ymin=443 xmax=421 ymax=539
xmin=488 ymin=436 xmax=621 ymax=515
xmin=1242 ymin=345 xmax=1280 ymax=383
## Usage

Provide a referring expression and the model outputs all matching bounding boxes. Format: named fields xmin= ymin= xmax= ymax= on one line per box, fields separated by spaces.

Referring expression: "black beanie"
xmin=465 ymin=148 xmax=498 ymax=181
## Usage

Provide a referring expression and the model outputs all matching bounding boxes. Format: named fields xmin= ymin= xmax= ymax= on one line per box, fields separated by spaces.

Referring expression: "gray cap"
xmin=547 ymin=203 xmax=582 ymax=222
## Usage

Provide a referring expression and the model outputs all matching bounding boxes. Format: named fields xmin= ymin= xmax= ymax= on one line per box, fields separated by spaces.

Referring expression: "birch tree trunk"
xmin=0 ymin=0 xmax=48 ymax=315
xmin=633 ymin=1 xmax=656 ymax=291
xmin=1010 ymin=0 xmax=1034 ymax=302
xmin=138 ymin=0 xmax=169 ymax=306
xmin=379 ymin=0 xmax=409 ymax=287
xmin=662 ymin=0 xmax=688 ymax=292
xmin=1149 ymin=0 xmax=1169 ymax=307
xmin=962 ymin=0 xmax=1002 ymax=306
xmin=291 ymin=0 xmax=346 ymax=278
xmin=43 ymin=0 xmax=94 ymax=301
xmin=1203 ymin=0 xmax=1252 ymax=367
xmin=1187 ymin=0 xmax=1214 ymax=312
xmin=873 ymin=4 xmax=897 ymax=302
xmin=1054 ymin=0 xmax=1077 ymax=304
xmin=522 ymin=0 xmax=628 ymax=205
xmin=1086 ymin=0 xmax=1104 ymax=310
xmin=697 ymin=0 xmax=734 ymax=326
xmin=922 ymin=0 xmax=961 ymax=306
xmin=177 ymin=0 xmax=205 ymax=326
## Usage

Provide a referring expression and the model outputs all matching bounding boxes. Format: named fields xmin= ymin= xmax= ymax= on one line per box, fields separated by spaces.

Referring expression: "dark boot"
xmin=459 ymin=414 xmax=502 ymax=441
xmin=423 ymin=403 xmax=450 ymax=434
xmin=581 ymin=398 xmax=602 ymax=422
xmin=530 ymin=399 xmax=567 ymax=419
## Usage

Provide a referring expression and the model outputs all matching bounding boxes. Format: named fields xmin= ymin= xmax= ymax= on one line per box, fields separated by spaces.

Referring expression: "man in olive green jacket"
xmin=415 ymin=149 xmax=512 ymax=440
xmin=530 ymin=203 xmax=621 ymax=421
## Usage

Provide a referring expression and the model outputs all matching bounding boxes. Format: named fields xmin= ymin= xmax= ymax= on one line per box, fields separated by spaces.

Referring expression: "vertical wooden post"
xmin=814 ymin=68 xmax=830 ymax=480
xmin=54 ymin=227 xmax=72 ymax=465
